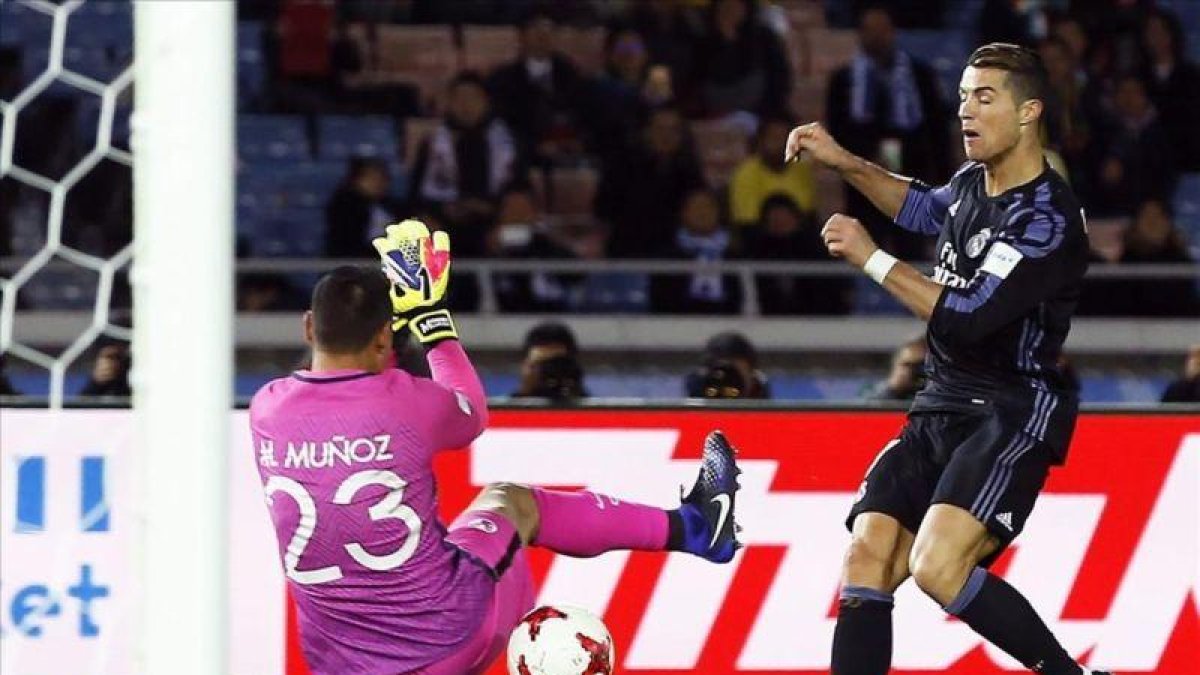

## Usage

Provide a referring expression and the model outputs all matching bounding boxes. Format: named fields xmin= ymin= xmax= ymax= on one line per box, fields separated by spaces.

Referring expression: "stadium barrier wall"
xmin=1 ymin=409 xmax=1196 ymax=674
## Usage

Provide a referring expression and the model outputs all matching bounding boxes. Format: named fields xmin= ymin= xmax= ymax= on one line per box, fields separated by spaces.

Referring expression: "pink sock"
xmin=530 ymin=488 xmax=669 ymax=557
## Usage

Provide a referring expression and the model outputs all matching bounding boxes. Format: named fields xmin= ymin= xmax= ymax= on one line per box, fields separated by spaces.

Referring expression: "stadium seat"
xmin=1172 ymin=173 xmax=1200 ymax=239
xmin=1157 ymin=0 xmax=1200 ymax=33
xmin=344 ymin=24 xmax=457 ymax=106
xmin=255 ymin=206 xmax=326 ymax=257
xmin=238 ymin=115 xmax=310 ymax=162
xmin=0 ymin=2 xmax=42 ymax=48
xmin=944 ymin=0 xmax=985 ymax=29
xmin=237 ymin=21 xmax=267 ymax=108
xmin=461 ymin=25 xmax=520 ymax=75
xmin=852 ymin=276 xmax=907 ymax=315
xmin=65 ymin=10 xmax=133 ymax=50
xmin=316 ymin=115 xmax=399 ymax=161
xmin=579 ymin=273 xmax=650 ymax=313
xmin=20 ymin=267 xmax=98 ymax=310
xmin=63 ymin=45 xmax=125 ymax=82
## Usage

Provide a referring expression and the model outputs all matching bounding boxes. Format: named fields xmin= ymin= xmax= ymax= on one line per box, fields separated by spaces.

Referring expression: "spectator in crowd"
xmin=650 ymin=188 xmax=740 ymax=314
xmin=691 ymin=0 xmax=791 ymax=119
xmin=1088 ymin=74 xmax=1176 ymax=216
xmin=80 ymin=342 xmax=132 ymax=397
xmin=487 ymin=187 xmax=583 ymax=313
xmin=238 ymin=274 xmax=303 ymax=312
xmin=1161 ymin=344 xmax=1200 ymax=403
xmin=978 ymin=0 xmax=1050 ymax=47
xmin=630 ymin=0 xmax=702 ymax=103
xmin=826 ymin=3 xmax=951 ymax=260
xmin=1038 ymin=36 xmax=1092 ymax=186
xmin=512 ymin=322 xmax=588 ymax=400
xmin=865 ymin=336 xmax=926 ymax=401
xmin=325 ymin=156 xmax=394 ymax=258
xmin=728 ymin=116 xmax=817 ymax=228
xmin=0 ymin=354 xmax=19 ymax=396
xmin=1107 ymin=200 xmax=1199 ymax=316
xmin=487 ymin=6 xmax=588 ymax=166
xmin=741 ymin=195 xmax=851 ymax=315
xmin=595 ymin=104 xmax=705 ymax=257
xmin=409 ymin=72 xmax=524 ymax=257
xmin=685 ymin=331 xmax=770 ymax=399
xmin=1137 ymin=8 xmax=1200 ymax=171
xmin=584 ymin=26 xmax=673 ymax=164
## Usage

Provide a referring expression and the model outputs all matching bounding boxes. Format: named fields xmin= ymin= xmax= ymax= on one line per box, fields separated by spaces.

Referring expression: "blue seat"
xmin=852 ymin=277 xmax=907 ymax=315
xmin=579 ymin=272 xmax=649 ymax=313
xmin=1172 ymin=172 xmax=1200 ymax=240
xmin=21 ymin=268 xmax=97 ymax=310
xmin=63 ymin=45 xmax=125 ymax=82
xmin=237 ymin=22 xmax=266 ymax=108
xmin=316 ymin=115 xmax=399 ymax=161
xmin=944 ymin=0 xmax=984 ymax=29
xmin=238 ymin=115 xmax=310 ymax=162
xmin=254 ymin=207 xmax=326 ymax=257
xmin=1157 ymin=0 xmax=1200 ymax=33
xmin=274 ymin=160 xmax=344 ymax=209
xmin=66 ymin=11 xmax=132 ymax=50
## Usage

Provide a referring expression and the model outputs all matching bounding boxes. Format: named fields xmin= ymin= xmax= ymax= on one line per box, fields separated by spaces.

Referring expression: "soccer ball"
xmin=506 ymin=605 xmax=615 ymax=675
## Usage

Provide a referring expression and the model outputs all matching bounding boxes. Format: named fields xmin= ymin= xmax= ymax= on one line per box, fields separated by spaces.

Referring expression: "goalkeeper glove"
xmin=372 ymin=219 xmax=459 ymax=345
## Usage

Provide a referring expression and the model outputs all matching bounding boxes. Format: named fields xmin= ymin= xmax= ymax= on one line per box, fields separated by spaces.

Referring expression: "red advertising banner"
xmin=284 ymin=410 xmax=1198 ymax=674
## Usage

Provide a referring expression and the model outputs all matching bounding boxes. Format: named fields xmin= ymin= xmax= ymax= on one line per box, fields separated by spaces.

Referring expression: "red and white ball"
xmin=506 ymin=605 xmax=614 ymax=675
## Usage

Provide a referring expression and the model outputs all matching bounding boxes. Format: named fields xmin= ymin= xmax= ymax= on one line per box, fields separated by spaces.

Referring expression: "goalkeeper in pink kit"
xmin=250 ymin=221 xmax=743 ymax=674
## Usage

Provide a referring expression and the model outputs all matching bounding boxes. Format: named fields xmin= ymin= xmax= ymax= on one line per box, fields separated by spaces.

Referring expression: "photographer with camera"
xmin=865 ymin=335 xmax=926 ymax=401
xmin=685 ymin=331 xmax=770 ymax=400
xmin=513 ymin=322 xmax=588 ymax=400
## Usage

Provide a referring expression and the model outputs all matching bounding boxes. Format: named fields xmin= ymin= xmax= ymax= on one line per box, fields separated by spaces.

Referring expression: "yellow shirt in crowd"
xmin=728 ymin=156 xmax=817 ymax=225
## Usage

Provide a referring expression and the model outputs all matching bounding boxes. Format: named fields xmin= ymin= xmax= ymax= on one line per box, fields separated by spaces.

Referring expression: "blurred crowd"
xmin=2 ymin=0 xmax=1197 ymax=318
xmin=1 ymin=0 xmax=1198 ymax=401
xmin=258 ymin=0 xmax=1199 ymax=317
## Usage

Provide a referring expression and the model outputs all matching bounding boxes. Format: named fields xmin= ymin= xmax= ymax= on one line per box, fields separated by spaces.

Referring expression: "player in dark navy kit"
xmin=787 ymin=44 xmax=1111 ymax=675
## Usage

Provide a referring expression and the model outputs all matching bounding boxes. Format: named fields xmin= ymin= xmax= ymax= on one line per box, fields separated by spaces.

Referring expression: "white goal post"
xmin=132 ymin=2 xmax=233 ymax=674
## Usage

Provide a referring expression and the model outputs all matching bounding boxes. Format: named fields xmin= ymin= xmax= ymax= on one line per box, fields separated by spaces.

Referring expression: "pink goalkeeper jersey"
xmin=249 ymin=341 xmax=490 ymax=674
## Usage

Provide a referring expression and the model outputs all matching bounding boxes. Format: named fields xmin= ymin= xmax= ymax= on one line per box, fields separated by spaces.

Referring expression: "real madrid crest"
xmin=966 ymin=227 xmax=993 ymax=258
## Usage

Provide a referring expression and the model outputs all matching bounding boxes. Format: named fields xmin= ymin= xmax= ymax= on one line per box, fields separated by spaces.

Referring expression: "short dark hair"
xmin=347 ymin=155 xmax=387 ymax=181
xmin=967 ymin=42 xmax=1048 ymax=105
xmin=523 ymin=322 xmax=578 ymax=358
xmin=703 ymin=331 xmax=758 ymax=368
xmin=310 ymin=266 xmax=391 ymax=353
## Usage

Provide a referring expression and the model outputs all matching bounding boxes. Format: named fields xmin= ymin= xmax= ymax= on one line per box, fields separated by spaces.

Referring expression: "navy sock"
xmin=947 ymin=568 xmax=1078 ymax=674
xmin=831 ymin=586 xmax=893 ymax=675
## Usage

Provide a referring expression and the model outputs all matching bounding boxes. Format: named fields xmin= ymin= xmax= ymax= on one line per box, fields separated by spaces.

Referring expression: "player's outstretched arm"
xmin=374 ymin=220 xmax=489 ymax=444
xmin=786 ymin=122 xmax=912 ymax=221
xmin=822 ymin=214 xmax=943 ymax=320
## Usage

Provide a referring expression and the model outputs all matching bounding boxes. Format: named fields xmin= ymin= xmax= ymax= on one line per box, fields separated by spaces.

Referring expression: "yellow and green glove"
xmin=372 ymin=219 xmax=458 ymax=345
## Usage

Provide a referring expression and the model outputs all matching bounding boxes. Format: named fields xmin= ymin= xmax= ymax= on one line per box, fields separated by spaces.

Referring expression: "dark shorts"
xmin=846 ymin=405 xmax=1059 ymax=566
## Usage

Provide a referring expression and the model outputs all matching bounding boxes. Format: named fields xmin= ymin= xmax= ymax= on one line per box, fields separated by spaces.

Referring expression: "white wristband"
xmin=863 ymin=250 xmax=898 ymax=285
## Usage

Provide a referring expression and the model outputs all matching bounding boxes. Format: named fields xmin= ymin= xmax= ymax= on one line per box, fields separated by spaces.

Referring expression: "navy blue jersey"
xmin=894 ymin=162 xmax=1089 ymax=458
